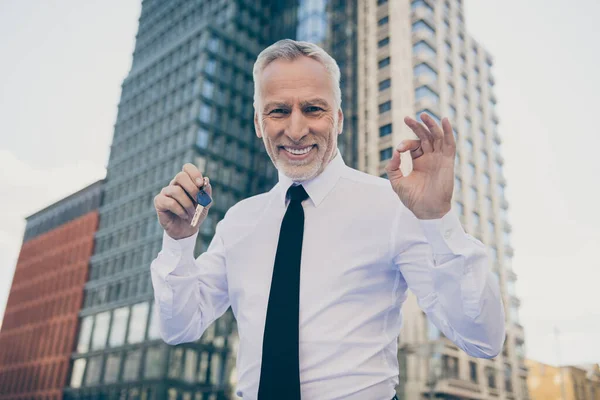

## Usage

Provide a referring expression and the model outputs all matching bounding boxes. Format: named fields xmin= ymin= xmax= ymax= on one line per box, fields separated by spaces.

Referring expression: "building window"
xmin=449 ymin=105 xmax=456 ymax=119
xmin=85 ymin=355 xmax=103 ymax=385
xmin=104 ymin=353 xmax=121 ymax=383
xmin=378 ymin=37 xmax=390 ymax=48
xmin=413 ymin=40 xmax=436 ymax=57
xmin=378 ymin=16 xmax=389 ymax=26
xmin=109 ymin=307 xmax=129 ymax=347
xmin=123 ymin=349 xmax=142 ymax=381
xmin=379 ymin=101 xmax=392 ymax=114
xmin=196 ymin=128 xmax=209 ymax=148
xmin=465 ymin=139 xmax=473 ymax=154
xmin=411 ymin=0 xmax=434 ymax=13
xmin=145 ymin=346 xmax=163 ymax=378
xmin=379 ymin=79 xmax=391 ymax=91
xmin=379 ymin=124 xmax=392 ymax=137
xmin=202 ymin=80 xmax=214 ymax=99
xmin=199 ymin=104 xmax=211 ymax=123
xmin=76 ymin=316 xmax=94 ymax=353
xmin=91 ymin=312 xmax=110 ymax=350
xmin=205 ymin=59 xmax=216 ymax=75
xmin=378 ymin=57 xmax=391 ymax=69
xmin=486 ymin=366 xmax=497 ymax=388
xmin=455 ymin=201 xmax=464 ymax=216
xmin=415 ymin=85 xmax=439 ymax=103
xmin=504 ymin=364 xmax=513 ymax=392
xmin=380 ymin=147 xmax=393 ymax=161
xmin=147 ymin=306 xmax=161 ymax=340
xmin=184 ymin=349 xmax=198 ymax=383
xmin=70 ymin=358 xmax=86 ymax=388
xmin=128 ymin=302 xmax=149 ymax=344
xmin=210 ymin=353 xmax=222 ymax=384
xmin=378 ymin=0 xmax=388 ymax=4
xmin=442 ymin=355 xmax=459 ymax=379
xmin=469 ymin=361 xmax=478 ymax=383
xmin=446 ymin=61 xmax=453 ymax=76
xmin=414 ymin=63 xmax=438 ymax=82
xmin=412 ymin=20 xmax=435 ymax=36
xmin=448 ymin=83 xmax=455 ymax=97
xmin=472 ymin=211 xmax=480 ymax=228
xmin=415 ymin=109 xmax=441 ymax=125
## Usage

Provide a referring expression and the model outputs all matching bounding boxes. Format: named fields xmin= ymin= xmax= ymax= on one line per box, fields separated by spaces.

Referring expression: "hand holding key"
xmin=154 ymin=163 xmax=213 ymax=240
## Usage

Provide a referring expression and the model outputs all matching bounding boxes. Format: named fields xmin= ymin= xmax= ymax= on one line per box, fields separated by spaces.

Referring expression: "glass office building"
xmin=64 ymin=1 xmax=357 ymax=399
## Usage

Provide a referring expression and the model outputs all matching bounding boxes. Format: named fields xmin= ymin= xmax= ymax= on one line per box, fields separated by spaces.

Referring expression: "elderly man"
xmin=151 ymin=39 xmax=505 ymax=400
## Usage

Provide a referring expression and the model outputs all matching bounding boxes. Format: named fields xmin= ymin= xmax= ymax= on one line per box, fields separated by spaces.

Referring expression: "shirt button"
xmin=444 ymin=229 xmax=453 ymax=239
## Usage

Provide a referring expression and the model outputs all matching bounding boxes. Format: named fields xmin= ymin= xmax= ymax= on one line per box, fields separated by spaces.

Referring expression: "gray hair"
xmin=252 ymin=39 xmax=342 ymax=111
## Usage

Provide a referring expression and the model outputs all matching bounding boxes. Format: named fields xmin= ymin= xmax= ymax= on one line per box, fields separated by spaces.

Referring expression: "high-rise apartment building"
xmin=355 ymin=0 xmax=526 ymax=398
xmin=0 ymin=180 xmax=103 ymax=399
xmin=64 ymin=0 xmax=522 ymax=399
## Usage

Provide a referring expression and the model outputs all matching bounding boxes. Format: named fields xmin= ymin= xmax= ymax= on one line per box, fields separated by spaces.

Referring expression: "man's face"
xmin=254 ymin=56 xmax=343 ymax=182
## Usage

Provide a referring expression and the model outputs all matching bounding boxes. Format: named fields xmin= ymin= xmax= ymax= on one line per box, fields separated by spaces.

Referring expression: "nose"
xmin=285 ymin=108 xmax=309 ymax=142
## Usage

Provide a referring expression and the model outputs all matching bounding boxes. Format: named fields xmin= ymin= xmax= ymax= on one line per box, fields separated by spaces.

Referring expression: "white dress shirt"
xmin=150 ymin=150 xmax=505 ymax=400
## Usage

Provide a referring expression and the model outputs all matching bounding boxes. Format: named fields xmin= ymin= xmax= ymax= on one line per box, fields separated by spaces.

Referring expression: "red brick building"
xmin=0 ymin=180 xmax=103 ymax=399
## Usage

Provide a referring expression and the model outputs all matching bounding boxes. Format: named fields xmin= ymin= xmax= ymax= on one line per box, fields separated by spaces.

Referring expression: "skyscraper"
xmin=0 ymin=180 xmax=103 ymax=399
xmin=354 ymin=0 xmax=526 ymax=398
xmin=64 ymin=0 xmax=523 ymax=399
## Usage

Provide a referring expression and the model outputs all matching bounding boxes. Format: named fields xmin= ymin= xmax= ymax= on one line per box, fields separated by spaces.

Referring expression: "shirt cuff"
xmin=418 ymin=209 xmax=473 ymax=255
xmin=161 ymin=230 xmax=199 ymax=258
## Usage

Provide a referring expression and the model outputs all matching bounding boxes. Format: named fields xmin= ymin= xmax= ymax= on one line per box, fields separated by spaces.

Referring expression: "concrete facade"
xmin=355 ymin=0 xmax=526 ymax=398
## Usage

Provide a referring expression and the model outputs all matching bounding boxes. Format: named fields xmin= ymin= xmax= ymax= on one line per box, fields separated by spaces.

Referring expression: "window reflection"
xmin=123 ymin=349 xmax=142 ymax=381
xmin=76 ymin=316 xmax=93 ymax=353
xmin=70 ymin=358 xmax=86 ymax=388
xmin=128 ymin=302 xmax=149 ymax=344
xmin=109 ymin=307 xmax=129 ymax=347
xmin=91 ymin=312 xmax=110 ymax=350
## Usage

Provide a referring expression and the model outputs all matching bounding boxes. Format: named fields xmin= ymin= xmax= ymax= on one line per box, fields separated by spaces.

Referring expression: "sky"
xmin=0 ymin=0 xmax=599 ymax=366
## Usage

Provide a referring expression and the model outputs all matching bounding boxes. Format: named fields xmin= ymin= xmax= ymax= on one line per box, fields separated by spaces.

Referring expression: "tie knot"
xmin=287 ymin=184 xmax=309 ymax=202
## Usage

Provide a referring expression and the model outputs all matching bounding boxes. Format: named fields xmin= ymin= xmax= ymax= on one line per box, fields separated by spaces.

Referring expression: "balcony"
xmin=414 ymin=96 xmax=441 ymax=117
xmin=413 ymin=72 xmax=438 ymax=90
xmin=503 ymin=221 xmax=512 ymax=233
xmin=411 ymin=30 xmax=436 ymax=46
xmin=411 ymin=6 xmax=436 ymax=29
xmin=496 ymin=153 xmax=504 ymax=165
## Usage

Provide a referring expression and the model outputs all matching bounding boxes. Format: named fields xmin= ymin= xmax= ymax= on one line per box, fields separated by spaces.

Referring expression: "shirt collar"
xmin=276 ymin=149 xmax=346 ymax=207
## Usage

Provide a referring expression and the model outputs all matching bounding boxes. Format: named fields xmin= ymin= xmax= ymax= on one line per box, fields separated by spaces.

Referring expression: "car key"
xmin=191 ymin=178 xmax=212 ymax=227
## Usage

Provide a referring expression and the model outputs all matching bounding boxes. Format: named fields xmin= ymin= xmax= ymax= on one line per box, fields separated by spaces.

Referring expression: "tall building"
xmin=0 ymin=180 xmax=103 ymax=399
xmin=64 ymin=0 xmax=522 ymax=399
xmin=354 ymin=0 xmax=526 ymax=398
xmin=526 ymin=360 xmax=600 ymax=400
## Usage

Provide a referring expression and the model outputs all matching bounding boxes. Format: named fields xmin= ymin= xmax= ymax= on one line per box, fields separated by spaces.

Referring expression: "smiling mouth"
xmin=280 ymin=145 xmax=316 ymax=155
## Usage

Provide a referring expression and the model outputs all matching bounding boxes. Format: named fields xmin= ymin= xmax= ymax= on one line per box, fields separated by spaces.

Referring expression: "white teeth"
xmin=284 ymin=146 xmax=313 ymax=155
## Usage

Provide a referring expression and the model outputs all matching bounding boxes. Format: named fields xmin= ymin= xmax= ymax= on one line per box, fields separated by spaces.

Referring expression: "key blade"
xmin=190 ymin=204 xmax=204 ymax=227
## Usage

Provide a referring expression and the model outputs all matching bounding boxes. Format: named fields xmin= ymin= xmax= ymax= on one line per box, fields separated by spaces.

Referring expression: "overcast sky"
xmin=0 ymin=0 xmax=598 ymax=366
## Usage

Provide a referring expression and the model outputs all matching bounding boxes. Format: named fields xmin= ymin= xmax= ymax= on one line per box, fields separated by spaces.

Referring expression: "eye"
xmin=305 ymin=106 xmax=324 ymax=113
xmin=269 ymin=108 xmax=289 ymax=115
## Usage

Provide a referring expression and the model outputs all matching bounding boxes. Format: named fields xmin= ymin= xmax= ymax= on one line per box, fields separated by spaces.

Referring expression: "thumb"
xmin=385 ymin=148 xmax=403 ymax=179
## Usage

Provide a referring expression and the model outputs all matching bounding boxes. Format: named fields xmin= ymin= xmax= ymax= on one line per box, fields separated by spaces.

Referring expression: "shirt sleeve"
xmin=391 ymin=204 xmax=506 ymax=358
xmin=150 ymin=222 xmax=230 ymax=345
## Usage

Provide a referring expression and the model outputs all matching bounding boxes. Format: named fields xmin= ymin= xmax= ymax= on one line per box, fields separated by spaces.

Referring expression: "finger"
xmin=420 ymin=113 xmax=444 ymax=151
xmin=396 ymin=139 xmax=424 ymax=159
xmin=182 ymin=163 xmax=205 ymax=188
xmin=154 ymin=193 xmax=189 ymax=221
xmin=162 ymin=186 xmax=195 ymax=218
xmin=404 ymin=117 xmax=433 ymax=152
xmin=441 ymin=117 xmax=456 ymax=154
xmin=385 ymin=148 xmax=404 ymax=178
xmin=173 ymin=171 xmax=200 ymax=204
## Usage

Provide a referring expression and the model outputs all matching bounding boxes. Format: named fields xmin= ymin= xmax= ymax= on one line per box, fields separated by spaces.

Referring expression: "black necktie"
xmin=258 ymin=184 xmax=309 ymax=400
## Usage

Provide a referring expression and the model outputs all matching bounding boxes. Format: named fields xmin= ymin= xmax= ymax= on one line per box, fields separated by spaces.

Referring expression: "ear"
xmin=254 ymin=110 xmax=262 ymax=139
xmin=337 ymin=108 xmax=344 ymax=135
